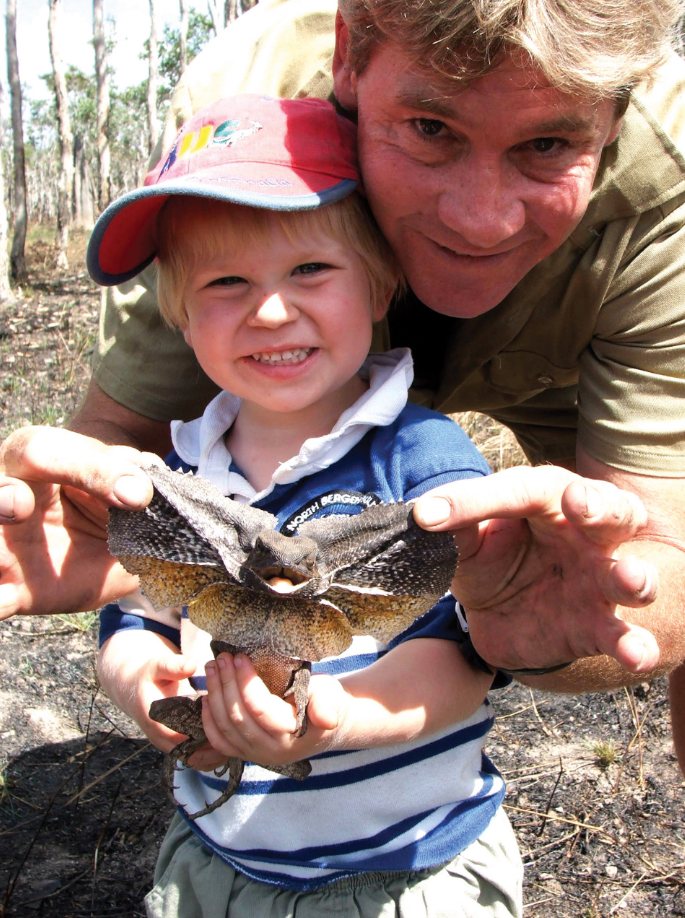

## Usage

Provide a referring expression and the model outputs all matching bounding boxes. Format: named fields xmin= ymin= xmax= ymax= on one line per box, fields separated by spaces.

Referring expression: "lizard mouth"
xmin=259 ymin=566 xmax=310 ymax=588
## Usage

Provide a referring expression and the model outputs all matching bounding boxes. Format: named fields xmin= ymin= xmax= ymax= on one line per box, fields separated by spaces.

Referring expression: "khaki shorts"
xmin=145 ymin=807 xmax=522 ymax=918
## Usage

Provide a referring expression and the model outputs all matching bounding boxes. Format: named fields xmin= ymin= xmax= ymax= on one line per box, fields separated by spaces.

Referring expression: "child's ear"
xmin=372 ymin=285 xmax=397 ymax=323
xmin=181 ymin=325 xmax=193 ymax=347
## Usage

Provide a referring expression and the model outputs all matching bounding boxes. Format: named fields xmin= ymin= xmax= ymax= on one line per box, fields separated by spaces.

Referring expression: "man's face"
xmin=338 ymin=42 xmax=622 ymax=318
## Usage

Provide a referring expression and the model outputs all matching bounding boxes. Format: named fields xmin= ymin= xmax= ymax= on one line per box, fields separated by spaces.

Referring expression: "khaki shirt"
xmin=92 ymin=0 xmax=685 ymax=476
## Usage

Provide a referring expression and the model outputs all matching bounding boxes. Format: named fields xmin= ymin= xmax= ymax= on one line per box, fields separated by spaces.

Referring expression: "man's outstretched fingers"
xmin=592 ymin=614 xmax=661 ymax=674
xmin=561 ymin=479 xmax=648 ymax=544
xmin=414 ymin=465 xmax=575 ymax=531
xmin=0 ymin=479 xmax=37 ymax=523
xmin=602 ymin=555 xmax=659 ymax=608
xmin=0 ymin=427 xmax=153 ymax=510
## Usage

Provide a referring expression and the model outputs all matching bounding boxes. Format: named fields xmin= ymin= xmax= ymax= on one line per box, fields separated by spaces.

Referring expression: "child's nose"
xmin=248 ymin=292 xmax=299 ymax=327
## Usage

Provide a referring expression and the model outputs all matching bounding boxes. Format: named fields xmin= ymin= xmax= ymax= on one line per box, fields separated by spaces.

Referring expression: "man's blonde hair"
xmin=339 ymin=0 xmax=685 ymax=101
xmin=156 ymin=195 xmax=400 ymax=328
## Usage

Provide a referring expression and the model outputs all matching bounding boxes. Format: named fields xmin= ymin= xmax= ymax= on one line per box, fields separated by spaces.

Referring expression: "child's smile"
xmin=250 ymin=347 xmax=315 ymax=367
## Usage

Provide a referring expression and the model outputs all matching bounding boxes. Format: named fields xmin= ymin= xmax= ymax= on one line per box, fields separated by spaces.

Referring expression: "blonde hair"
xmin=155 ymin=194 xmax=401 ymax=328
xmin=339 ymin=0 xmax=685 ymax=101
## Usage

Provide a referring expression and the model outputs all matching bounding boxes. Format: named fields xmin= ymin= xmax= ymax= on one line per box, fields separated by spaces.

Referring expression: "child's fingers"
xmin=200 ymin=695 xmax=232 ymax=756
xmin=149 ymin=653 xmax=197 ymax=686
xmin=233 ymin=654 xmax=298 ymax=734
xmin=203 ymin=655 xmax=265 ymax=757
xmin=306 ymin=674 xmax=345 ymax=731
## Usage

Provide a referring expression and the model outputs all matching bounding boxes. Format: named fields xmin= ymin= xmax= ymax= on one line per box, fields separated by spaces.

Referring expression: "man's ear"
xmin=605 ymin=115 xmax=624 ymax=147
xmin=332 ymin=10 xmax=358 ymax=111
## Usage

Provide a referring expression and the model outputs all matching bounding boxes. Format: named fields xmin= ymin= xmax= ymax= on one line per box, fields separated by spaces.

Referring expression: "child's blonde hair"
xmin=156 ymin=194 xmax=401 ymax=328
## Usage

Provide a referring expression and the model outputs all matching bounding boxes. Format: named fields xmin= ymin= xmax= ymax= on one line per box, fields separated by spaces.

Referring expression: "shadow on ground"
xmin=0 ymin=732 xmax=172 ymax=918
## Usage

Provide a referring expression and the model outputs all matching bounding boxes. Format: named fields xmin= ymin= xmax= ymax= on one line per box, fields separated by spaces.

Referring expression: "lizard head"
xmin=244 ymin=529 xmax=319 ymax=590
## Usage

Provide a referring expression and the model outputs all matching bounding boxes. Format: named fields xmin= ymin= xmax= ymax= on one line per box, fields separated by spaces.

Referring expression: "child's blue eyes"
xmin=293 ymin=262 xmax=327 ymax=275
xmin=207 ymin=276 xmax=244 ymax=287
xmin=206 ymin=264 xmax=329 ymax=287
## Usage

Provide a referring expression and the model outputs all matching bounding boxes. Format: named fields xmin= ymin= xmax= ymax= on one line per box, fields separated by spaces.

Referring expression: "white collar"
xmin=171 ymin=348 xmax=413 ymax=502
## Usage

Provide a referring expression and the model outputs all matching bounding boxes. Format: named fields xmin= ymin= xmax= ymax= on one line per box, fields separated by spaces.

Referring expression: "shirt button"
xmin=537 ymin=374 xmax=554 ymax=386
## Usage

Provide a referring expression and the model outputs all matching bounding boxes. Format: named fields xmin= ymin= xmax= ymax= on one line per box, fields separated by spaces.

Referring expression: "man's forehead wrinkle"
xmin=393 ymin=81 xmax=598 ymax=135
xmin=394 ymin=85 xmax=461 ymax=120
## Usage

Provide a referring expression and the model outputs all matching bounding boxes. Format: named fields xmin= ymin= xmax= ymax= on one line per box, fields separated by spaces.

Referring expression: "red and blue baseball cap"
xmin=87 ymin=95 xmax=359 ymax=286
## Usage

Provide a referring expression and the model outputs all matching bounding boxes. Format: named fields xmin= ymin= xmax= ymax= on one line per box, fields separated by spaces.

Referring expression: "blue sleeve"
xmin=379 ymin=405 xmax=490 ymax=503
xmin=98 ymin=603 xmax=181 ymax=649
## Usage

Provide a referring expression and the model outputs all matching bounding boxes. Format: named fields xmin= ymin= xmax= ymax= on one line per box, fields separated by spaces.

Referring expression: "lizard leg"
xmin=284 ymin=663 xmax=311 ymax=736
xmin=184 ymin=757 xmax=245 ymax=821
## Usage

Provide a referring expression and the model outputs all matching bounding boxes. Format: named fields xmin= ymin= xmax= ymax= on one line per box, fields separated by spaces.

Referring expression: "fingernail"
xmin=234 ymin=655 xmax=244 ymax=669
xmin=112 ymin=474 xmax=149 ymax=507
xmin=416 ymin=496 xmax=451 ymax=526
xmin=0 ymin=485 xmax=15 ymax=521
xmin=636 ymin=567 xmax=657 ymax=604
xmin=217 ymin=656 xmax=226 ymax=670
xmin=205 ymin=662 xmax=215 ymax=676
xmin=583 ymin=485 xmax=601 ymax=518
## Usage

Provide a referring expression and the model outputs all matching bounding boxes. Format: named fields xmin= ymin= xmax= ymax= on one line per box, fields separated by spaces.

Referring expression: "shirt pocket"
xmin=486 ymin=351 xmax=579 ymax=397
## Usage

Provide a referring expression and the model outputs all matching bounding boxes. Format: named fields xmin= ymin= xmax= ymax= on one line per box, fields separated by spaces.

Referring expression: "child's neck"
xmin=225 ymin=375 xmax=368 ymax=493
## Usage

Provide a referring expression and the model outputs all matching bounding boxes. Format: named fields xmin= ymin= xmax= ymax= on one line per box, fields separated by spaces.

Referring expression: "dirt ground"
xmin=0 ymin=231 xmax=683 ymax=917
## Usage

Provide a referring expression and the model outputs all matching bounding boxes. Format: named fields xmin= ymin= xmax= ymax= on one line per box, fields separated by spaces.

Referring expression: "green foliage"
xmin=156 ymin=10 xmax=215 ymax=103
xmin=590 ymin=739 xmax=620 ymax=769
xmin=22 ymin=6 xmax=215 ymax=220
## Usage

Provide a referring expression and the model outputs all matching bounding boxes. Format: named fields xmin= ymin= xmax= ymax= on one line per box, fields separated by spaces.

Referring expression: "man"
xmin=0 ymin=0 xmax=683 ymax=713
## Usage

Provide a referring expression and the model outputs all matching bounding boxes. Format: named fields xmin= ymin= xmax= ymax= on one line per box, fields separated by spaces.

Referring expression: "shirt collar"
xmin=171 ymin=348 xmax=413 ymax=501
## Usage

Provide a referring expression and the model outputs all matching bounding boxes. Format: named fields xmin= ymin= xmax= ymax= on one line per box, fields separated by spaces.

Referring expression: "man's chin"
xmin=406 ymin=277 xmax=514 ymax=319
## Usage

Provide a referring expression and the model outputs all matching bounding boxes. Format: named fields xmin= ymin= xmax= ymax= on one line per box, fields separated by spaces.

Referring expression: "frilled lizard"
xmin=108 ymin=456 xmax=458 ymax=819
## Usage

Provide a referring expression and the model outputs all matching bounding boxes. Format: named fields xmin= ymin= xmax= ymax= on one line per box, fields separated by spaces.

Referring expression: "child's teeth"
xmin=253 ymin=348 xmax=312 ymax=365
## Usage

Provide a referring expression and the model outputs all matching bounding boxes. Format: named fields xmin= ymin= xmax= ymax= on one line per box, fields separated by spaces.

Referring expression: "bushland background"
xmin=0 ymin=3 xmax=685 ymax=917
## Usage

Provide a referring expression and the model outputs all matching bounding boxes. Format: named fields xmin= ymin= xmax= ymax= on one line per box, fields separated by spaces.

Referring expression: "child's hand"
xmin=201 ymin=653 xmax=345 ymax=766
xmin=98 ymin=629 xmax=225 ymax=771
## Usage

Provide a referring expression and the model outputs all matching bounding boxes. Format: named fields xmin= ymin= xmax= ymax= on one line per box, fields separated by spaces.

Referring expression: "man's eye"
xmin=416 ymin=118 xmax=446 ymax=137
xmin=207 ymin=276 xmax=245 ymax=287
xmin=530 ymin=137 xmax=560 ymax=154
xmin=293 ymin=262 xmax=327 ymax=276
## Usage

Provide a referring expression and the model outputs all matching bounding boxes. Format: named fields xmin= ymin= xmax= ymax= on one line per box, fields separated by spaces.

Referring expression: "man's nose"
xmin=248 ymin=292 xmax=299 ymax=327
xmin=437 ymin=158 xmax=526 ymax=250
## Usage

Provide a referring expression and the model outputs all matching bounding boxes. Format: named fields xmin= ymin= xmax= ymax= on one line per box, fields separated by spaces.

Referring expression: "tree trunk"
xmin=48 ymin=0 xmax=74 ymax=270
xmin=0 ymin=78 xmax=15 ymax=304
xmin=225 ymin=0 xmax=238 ymax=23
xmin=6 ymin=0 xmax=27 ymax=285
xmin=93 ymin=0 xmax=110 ymax=210
xmin=224 ymin=0 xmax=258 ymax=25
xmin=207 ymin=0 xmax=223 ymax=35
xmin=73 ymin=135 xmax=95 ymax=230
xmin=147 ymin=0 xmax=160 ymax=154
xmin=179 ymin=0 xmax=189 ymax=75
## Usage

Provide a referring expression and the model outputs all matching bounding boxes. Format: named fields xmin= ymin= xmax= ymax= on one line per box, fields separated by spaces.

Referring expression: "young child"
xmin=88 ymin=95 xmax=522 ymax=918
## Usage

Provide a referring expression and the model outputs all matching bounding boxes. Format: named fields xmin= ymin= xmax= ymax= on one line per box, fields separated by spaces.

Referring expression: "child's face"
xmin=181 ymin=213 xmax=387 ymax=421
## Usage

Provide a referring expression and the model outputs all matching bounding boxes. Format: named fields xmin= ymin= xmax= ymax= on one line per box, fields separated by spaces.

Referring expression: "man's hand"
xmin=0 ymin=426 xmax=154 ymax=618
xmin=414 ymin=464 xmax=661 ymax=677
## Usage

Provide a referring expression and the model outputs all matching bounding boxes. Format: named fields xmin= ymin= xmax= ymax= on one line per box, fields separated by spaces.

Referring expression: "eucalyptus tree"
xmin=93 ymin=0 xmax=111 ymax=210
xmin=6 ymin=0 xmax=27 ymax=285
xmin=48 ymin=0 xmax=74 ymax=269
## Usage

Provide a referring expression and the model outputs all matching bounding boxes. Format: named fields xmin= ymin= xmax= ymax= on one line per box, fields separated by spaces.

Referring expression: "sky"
xmin=0 ymin=0 xmax=185 ymax=100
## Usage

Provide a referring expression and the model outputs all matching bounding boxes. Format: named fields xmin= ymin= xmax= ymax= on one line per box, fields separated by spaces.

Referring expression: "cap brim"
xmin=87 ymin=171 xmax=358 ymax=287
